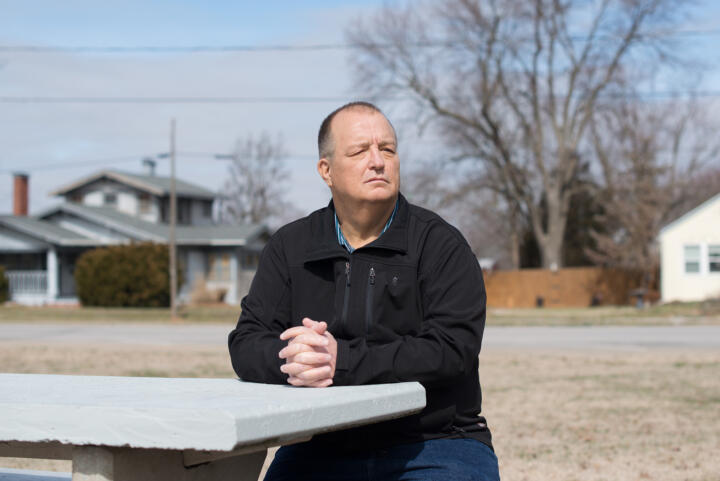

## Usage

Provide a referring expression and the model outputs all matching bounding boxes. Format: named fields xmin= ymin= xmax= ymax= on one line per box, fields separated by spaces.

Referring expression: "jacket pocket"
xmin=365 ymin=266 xmax=375 ymax=335
xmin=372 ymin=267 xmax=420 ymax=337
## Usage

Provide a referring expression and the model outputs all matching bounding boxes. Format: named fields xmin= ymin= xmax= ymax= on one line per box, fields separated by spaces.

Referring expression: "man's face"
xmin=318 ymin=108 xmax=399 ymax=205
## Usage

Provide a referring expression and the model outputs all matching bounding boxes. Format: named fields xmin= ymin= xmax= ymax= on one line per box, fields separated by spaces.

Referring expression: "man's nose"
xmin=368 ymin=145 xmax=385 ymax=170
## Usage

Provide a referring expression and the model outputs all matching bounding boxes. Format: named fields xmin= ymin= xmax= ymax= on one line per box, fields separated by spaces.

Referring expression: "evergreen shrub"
xmin=75 ymin=243 xmax=182 ymax=307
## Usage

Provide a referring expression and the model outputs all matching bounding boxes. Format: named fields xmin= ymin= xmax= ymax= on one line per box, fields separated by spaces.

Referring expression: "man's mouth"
xmin=366 ymin=177 xmax=387 ymax=183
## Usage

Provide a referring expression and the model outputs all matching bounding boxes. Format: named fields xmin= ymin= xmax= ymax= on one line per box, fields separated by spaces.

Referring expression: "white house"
xmin=658 ymin=192 xmax=720 ymax=302
xmin=1 ymin=163 xmax=269 ymax=306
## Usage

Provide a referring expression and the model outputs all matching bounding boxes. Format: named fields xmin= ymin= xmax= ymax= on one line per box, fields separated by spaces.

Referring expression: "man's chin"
xmin=363 ymin=190 xmax=398 ymax=204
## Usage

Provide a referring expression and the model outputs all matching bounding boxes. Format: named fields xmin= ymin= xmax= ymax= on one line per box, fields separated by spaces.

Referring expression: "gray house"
xmin=0 ymin=165 xmax=268 ymax=305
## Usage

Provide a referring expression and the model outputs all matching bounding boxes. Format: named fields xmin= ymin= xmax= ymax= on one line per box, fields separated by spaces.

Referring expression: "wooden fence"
xmin=484 ymin=267 xmax=648 ymax=308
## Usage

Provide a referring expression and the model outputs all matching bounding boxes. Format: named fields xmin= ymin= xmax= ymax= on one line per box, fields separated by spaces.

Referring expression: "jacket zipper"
xmin=365 ymin=267 xmax=375 ymax=334
xmin=341 ymin=261 xmax=351 ymax=329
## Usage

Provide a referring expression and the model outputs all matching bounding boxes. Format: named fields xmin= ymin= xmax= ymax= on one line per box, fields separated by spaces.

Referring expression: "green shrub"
xmin=75 ymin=243 xmax=183 ymax=307
xmin=0 ymin=265 xmax=8 ymax=303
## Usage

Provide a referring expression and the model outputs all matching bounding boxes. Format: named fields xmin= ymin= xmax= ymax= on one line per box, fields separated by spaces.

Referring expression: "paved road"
xmin=1 ymin=323 xmax=719 ymax=350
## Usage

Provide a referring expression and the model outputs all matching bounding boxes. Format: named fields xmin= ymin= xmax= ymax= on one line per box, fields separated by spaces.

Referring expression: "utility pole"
xmin=169 ymin=118 xmax=178 ymax=321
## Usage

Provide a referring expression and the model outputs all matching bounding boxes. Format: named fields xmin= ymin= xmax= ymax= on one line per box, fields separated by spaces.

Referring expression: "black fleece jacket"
xmin=228 ymin=194 xmax=492 ymax=452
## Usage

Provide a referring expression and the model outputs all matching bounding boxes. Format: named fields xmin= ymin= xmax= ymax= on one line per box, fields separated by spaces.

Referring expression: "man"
xmin=228 ymin=102 xmax=499 ymax=480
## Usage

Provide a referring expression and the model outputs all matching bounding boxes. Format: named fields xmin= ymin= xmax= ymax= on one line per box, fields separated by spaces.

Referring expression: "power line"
xmin=0 ymin=96 xmax=367 ymax=104
xmin=1 ymin=90 xmax=720 ymax=105
xmin=0 ymin=155 xmax=146 ymax=174
xmin=0 ymin=151 xmax=319 ymax=174
xmin=0 ymin=27 xmax=718 ymax=53
xmin=0 ymin=44 xmax=352 ymax=53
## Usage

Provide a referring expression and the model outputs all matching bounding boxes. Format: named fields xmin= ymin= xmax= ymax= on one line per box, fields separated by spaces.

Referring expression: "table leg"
xmin=72 ymin=446 xmax=265 ymax=481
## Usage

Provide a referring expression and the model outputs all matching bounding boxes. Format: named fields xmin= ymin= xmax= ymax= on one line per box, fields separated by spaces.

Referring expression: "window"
xmin=207 ymin=253 xmax=231 ymax=281
xmin=202 ymin=201 xmax=212 ymax=218
xmin=684 ymin=245 xmax=701 ymax=273
xmin=241 ymin=252 xmax=260 ymax=270
xmin=178 ymin=198 xmax=191 ymax=224
xmin=104 ymin=192 xmax=117 ymax=206
xmin=709 ymin=245 xmax=720 ymax=273
xmin=139 ymin=193 xmax=152 ymax=214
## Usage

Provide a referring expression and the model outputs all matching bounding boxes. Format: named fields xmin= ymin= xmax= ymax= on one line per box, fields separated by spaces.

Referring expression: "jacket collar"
xmin=303 ymin=193 xmax=409 ymax=263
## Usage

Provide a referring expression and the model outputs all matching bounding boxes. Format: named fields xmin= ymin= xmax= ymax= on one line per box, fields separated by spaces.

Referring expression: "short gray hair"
xmin=317 ymin=101 xmax=397 ymax=160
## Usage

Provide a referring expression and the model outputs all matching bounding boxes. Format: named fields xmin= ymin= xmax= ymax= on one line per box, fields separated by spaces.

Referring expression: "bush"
xmin=0 ymin=265 xmax=8 ymax=303
xmin=75 ymin=243 xmax=183 ymax=307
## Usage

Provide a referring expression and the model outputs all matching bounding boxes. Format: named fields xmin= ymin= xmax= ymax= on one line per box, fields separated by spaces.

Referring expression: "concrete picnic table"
xmin=0 ymin=374 xmax=425 ymax=481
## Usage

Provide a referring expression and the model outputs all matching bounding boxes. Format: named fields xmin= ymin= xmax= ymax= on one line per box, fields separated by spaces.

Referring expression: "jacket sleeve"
xmin=332 ymin=231 xmax=486 ymax=388
xmin=228 ymin=234 xmax=291 ymax=384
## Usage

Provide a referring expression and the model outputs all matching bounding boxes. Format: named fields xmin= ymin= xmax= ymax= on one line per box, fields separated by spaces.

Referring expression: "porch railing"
xmin=6 ymin=270 xmax=47 ymax=294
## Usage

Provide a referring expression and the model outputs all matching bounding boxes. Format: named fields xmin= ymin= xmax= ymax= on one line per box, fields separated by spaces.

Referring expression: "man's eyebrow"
xmin=346 ymin=142 xmax=370 ymax=151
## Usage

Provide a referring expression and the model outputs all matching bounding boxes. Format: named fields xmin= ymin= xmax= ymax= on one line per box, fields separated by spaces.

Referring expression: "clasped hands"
xmin=279 ymin=317 xmax=337 ymax=388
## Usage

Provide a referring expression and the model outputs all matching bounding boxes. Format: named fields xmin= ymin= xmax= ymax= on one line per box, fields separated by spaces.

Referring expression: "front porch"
xmin=1 ymin=249 xmax=81 ymax=305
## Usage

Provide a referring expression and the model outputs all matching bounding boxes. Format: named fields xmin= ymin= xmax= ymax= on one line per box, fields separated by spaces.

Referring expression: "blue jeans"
xmin=264 ymin=438 xmax=500 ymax=481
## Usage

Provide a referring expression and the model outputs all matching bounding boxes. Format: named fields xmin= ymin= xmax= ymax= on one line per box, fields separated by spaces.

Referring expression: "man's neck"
xmin=334 ymin=196 xmax=397 ymax=250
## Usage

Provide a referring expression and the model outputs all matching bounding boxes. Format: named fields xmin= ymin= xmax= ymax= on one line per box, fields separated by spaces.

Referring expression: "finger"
xmin=280 ymin=362 xmax=317 ymax=376
xmin=278 ymin=342 xmax=314 ymax=359
xmin=288 ymin=376 xmax=333 ymax=388
xmin=303 ymin=318 xmax=327 ymax=334
xmin=292 ymin=351 xmax=332 ymax=365
xmin=287 ymin=376 xmax=333 ymax=388
xmin=279 ymin=326 xmax=315 ymax=341
xmin=293 ymin=364 xmax=332 ymax=382
xmin=287 ymin=333 xmax=329 ymax=347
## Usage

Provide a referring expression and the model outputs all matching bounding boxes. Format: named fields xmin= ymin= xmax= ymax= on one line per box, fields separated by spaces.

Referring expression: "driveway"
xmin=1 ymin=323 xmax=719 ymax=350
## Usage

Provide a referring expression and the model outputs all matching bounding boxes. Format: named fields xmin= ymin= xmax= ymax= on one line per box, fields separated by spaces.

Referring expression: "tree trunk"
xmin=535 ymin=189 xmax=567 ymax=270
xmin=509 ymin=228 xmax=520 ymax=270
xmin=538 ymin=227 xmax=564 ymax=270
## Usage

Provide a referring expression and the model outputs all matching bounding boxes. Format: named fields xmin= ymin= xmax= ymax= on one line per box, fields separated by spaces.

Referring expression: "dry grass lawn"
xmin=3 ymin=302 xmax=720 ymax=325
xmin=1 ymin=342 xmax=718 ymax=480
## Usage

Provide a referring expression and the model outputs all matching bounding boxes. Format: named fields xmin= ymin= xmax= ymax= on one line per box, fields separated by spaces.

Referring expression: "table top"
xmin=0 ymin=373 xmax=425 ymax=452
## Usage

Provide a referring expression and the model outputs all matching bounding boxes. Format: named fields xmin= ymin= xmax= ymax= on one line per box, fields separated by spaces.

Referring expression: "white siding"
xmin=116 ymin=191 xmax=137 ymax=216
xmin=660 ymin=195 xmax=720 ymax=302
xmin=70 ymin=180 xmax=159 ymax=222
xmin=83 ymin=190 xmax=104 ymax=206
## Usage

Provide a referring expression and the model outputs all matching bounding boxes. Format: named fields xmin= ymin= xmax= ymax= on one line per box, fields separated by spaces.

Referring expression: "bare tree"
xmin=348 ymin=0 xmax=687 ymax=268
xmin=220 ymin=132 xmax=291 ymax=227
xmin=402 ymin=160 xmax=521 ymax=267
xmin=588 ymin=99 xmax=720 ymax=287
xmin=666 ymin=162 xmax=720 ymax=221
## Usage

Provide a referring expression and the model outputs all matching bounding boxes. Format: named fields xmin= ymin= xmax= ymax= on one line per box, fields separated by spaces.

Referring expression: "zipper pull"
xmin=345 ymin=262 xmax=351 ymax=286
xmin=369 ymin=267 xmax=375 ymax=285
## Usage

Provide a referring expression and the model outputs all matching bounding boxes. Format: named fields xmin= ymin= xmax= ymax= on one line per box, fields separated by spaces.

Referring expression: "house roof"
xmin=49 ymin=170 xmax=216 ymax=199
xmin=0 ymin=215 xmax=98 ymax=246
xmin=38 ymin=203 xmax=267 ymax=247
xmin=658 ymin=191 xmax=720 ymax=238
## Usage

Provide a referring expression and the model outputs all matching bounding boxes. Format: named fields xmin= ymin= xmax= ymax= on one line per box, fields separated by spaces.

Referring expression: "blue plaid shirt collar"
xmin=334 ymin=199 xmax=399 ymax=253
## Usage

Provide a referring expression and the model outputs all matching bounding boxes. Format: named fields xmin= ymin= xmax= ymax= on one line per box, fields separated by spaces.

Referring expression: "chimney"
xmin=142 ymin=157 xmax=157 ymax=177
xmin=13 ymin=172 xmax=29 ymax=216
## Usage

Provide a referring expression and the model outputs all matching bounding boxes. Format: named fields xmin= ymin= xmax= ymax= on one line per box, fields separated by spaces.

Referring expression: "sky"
xmin=1 ymin=0 xmax=719 ymax=218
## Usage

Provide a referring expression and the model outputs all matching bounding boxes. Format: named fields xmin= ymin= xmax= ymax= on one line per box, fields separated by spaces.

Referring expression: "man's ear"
xmin=317 ymin=158 xmax=332 ymax=187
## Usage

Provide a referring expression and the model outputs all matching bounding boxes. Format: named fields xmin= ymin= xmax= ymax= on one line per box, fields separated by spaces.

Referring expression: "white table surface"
xmin=0 ymin=373 xmax=426 ymax=452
